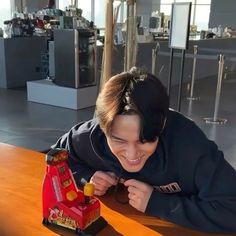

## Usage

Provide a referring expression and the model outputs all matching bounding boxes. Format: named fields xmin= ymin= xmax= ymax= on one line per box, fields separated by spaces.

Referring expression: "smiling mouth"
xmin=124 ymin=156 xmax=142 ymax=165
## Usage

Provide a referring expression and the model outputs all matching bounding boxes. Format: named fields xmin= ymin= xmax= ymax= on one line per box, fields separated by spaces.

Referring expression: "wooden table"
xmin=0 ymin=142 xmax=234 ymax=236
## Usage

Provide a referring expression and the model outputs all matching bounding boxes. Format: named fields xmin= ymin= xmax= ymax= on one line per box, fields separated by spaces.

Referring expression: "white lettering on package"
xmin=154 ymin=182 xmax=181 ymax=193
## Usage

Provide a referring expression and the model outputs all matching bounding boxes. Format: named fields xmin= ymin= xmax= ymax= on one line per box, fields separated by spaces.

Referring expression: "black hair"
xmin=118 ymin=67 xmax=169 ymax=142
xmin=96 ymin=67 xmax=169 ymax=142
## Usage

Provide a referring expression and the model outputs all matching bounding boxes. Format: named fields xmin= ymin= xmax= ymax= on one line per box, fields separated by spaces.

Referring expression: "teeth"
xmin=125 ymin=157 xmax=141 ymax=162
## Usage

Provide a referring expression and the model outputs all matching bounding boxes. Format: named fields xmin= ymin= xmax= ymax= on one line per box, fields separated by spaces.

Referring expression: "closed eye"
xmin=110 ymin=135 xmax=127 ymax=144
xmin=112 ymin=138 xmax=126 ymax=144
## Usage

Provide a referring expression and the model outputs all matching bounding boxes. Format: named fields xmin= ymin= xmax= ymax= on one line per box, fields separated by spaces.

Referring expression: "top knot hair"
xmin=129 ymin=67 xmax=147 ymax=80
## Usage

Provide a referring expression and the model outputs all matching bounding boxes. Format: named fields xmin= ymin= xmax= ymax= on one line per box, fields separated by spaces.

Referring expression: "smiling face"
xmin=106 ymin=115 xmax=158 ymax=172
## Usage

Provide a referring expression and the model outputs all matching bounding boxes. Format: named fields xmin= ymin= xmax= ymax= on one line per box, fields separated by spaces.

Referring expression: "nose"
xmin=125 ymin=144 xmax=138 ymax=159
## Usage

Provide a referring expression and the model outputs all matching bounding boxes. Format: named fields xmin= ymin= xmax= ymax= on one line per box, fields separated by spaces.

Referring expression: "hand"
xmin=124 ymin=179 xmax=153 ymax=212
xmin=90 ymin=171 xmax=118 ymax=196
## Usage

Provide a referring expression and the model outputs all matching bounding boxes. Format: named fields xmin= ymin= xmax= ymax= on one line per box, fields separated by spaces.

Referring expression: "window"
xmin=58 ymin=0 xmax=91 ymax=21
xmin=160 ymin=0 xmax=174 ymax=15
xmin=94 ymin=0 xmax=126 ymax=28
xmin=160 ymin=0 xmax=211 ymax=31
xmin=95 ymin=0 xmax=105 ymax=28
xmin=195 ymin=5 xmax=210 ymax=30
xmin=175 ymin=0 xmax=195 ymax=3
xmin=160 ymin=4 xmax=172 ymax=16
xmin=0 ymin=2 xmax=11 ymax=30
xmin=78 ymin=0 xmax=91 ymax=21
xmin=161 ymin=0 xmax=174 ymax=4
xmin=196 ymin=0 xmax=211 ymax=4
xmin=58 ymin=0 xmax=70 ymax=10
xmin=114 ymin=0 xmax=127 ymax=24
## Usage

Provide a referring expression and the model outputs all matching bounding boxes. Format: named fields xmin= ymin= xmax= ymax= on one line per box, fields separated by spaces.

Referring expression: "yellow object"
xmin=84 ymin=183 xmax=94 ymax=197
xmin=66 ymin=190 xmax=77 ymax=201
xmin=62 ymin=179 xmax=71 ymax=188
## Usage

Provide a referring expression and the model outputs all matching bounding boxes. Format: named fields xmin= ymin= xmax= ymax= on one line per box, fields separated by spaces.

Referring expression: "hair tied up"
xmin=129 ymin=66 xmax=140 ymax=76
xmin=129 ymin=66 xmax=147 ymax=80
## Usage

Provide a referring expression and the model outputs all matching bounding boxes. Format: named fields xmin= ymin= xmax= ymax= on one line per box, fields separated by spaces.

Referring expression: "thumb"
xmin=124 ymin=179 xmax=142 ymax=188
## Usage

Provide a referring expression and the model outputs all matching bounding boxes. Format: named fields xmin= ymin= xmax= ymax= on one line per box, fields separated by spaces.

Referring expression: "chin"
xmin=122 ymin=164 xmax=144 ymax=173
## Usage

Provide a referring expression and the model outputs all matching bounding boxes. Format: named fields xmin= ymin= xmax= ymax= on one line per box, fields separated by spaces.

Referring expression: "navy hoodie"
xmin=52 ymin=110 xmax=236 ymax=233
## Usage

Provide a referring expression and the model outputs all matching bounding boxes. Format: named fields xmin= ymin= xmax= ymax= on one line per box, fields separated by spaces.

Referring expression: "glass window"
xmin=58 ymin=0 xmax=91 ymax=21
xmin=196 ymin=0 xmax=211 ymax=4
xmin=161 ymin=0 xmax=174 ymax=4
xmin=58 ymin=0 xmax=125 ymax=29
xmin=95 ymin=0 xmax=126 ymax=29
xmin=195 ymin=5 xmax=210 ymax=30
xmin=160 ymin=0 xmax=211 ymax=30
xmin=190 ymin=4 xmax=195 ymax=25
xmin=78 ymin=0 xmax=91 ymax=21
xmin=95 ymin=0 xmax=105 ymax=28
xmin=160 ymin=4 xmax=172 ymax=16
xmin=175 ymin=0 xmax=195 ymax=3
xmin=59 ymin=0 xmax=70 ymax=10
xmin=115 ymin=1 xmax=127 ymax=23
xmin=0 ymin=2 xmax=11 ymax=30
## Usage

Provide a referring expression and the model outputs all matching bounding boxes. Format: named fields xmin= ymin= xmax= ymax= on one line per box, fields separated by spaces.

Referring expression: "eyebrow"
xmin=110 ymin=135 xmax=127 ymax=142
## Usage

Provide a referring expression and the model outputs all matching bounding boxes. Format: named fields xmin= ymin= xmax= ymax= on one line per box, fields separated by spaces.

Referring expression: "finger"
xmin=106 ymin=171 xmax=117 ymax=178
xmin=90 ymin=176 xmax=110 ymax=190
xmin=124 ymin=179 xmax=145 ymax=188
xmin=91 ymin=175 xmax=114 ymax=188
xmin=95 ymin=171 xmax=118 ymax=185
xmin=129 ymin=197 xmax=143 ymax=212
xmin=90 ymin=180 xmax=107 ymax=192
xmin=90 ymin=176 xmax=108 ymax=187
xmin=119 ymin=178 xmax=125 ymax=184
xmin=91 ymin=180 xmax=108 ymax=194
xmin=128 ymin=192 xmax=136 ymax=201
xmin=94 ymin=189 xmax=106 ymax=196
xmin=129 ymin=199 xmax=137 ymax=209
xmin=127 ymin=185 xmax=139 ymax=195
xmin=106 ymin=172 xmax=119 ymax=185
xmin=125 ymin=179 xmax=151 ymax=194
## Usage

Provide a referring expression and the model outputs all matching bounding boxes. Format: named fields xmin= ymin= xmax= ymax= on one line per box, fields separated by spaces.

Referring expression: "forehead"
xmin=111 ymin=115 xmax=140 ymax=138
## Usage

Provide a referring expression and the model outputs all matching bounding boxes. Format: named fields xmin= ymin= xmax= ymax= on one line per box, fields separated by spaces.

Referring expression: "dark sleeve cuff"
xmin=145 ymin=189 xmax=171 ymax=218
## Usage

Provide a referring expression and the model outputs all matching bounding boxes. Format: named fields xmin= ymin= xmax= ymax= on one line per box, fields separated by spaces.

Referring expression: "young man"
xmin=52 ymin=68 xmax=236 ymax=233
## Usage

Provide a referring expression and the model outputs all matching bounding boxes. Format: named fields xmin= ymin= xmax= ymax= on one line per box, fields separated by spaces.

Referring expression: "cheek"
xmin=107 ymin=141 xmax=123 ymax=155
xmin=142 ymin=144 xmax=157 ymax=155
xmin=114 ymin=145 xmax=126 ymax=155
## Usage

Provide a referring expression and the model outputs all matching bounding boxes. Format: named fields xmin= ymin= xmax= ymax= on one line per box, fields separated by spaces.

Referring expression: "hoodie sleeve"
xmin=145 ymin=143 xmax=236 ymax=233
xmin=51 ymin=123 xmax=96 ymax=186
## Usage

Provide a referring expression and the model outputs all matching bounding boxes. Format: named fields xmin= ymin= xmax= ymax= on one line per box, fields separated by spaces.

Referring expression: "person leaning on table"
xmin=52 ymin=67 xmax=236 ymax=233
